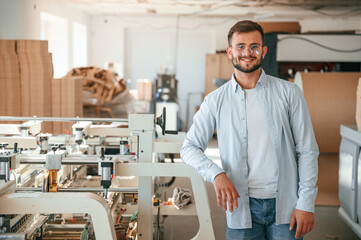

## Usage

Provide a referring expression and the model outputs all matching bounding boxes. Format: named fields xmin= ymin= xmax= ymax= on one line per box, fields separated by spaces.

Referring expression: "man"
xmin=180 ymin=20 xmax=318 ymax=240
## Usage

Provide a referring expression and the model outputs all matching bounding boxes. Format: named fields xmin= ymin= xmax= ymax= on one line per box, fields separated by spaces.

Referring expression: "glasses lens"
xmin=238 ymin=45 xmax=261 ymax=56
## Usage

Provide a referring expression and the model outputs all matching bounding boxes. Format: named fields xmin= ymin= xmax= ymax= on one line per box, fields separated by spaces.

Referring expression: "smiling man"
xmin=181 ymin=20 xmax=319 ymax=240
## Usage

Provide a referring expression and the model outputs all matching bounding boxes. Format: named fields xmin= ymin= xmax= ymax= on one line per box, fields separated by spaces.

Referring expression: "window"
xmin=72 ymin=22 xmax=87 ymax=68
xmin=40 ymin=12 xmax=69 ymax=78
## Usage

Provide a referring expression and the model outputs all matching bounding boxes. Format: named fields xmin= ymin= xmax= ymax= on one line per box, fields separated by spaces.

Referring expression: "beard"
xmin=232 ymin=55 xmax=263 ymax=73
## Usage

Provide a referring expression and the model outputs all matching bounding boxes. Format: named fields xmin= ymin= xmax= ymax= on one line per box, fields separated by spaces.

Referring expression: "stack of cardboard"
xmin=0 ymin=39 xmax=83 ymax=135
xmin=66 ymin=67 xmax=125 ymax=105
xmin=51 ymin=77 xmax=83 ymax=135
xmin=52 ymin=78 xmax=63 ymax=134
xmin=17 ymin=40 xmax=53 ymax=133
xmin=204 ymin=53 xmax=233 ymax=98
xmin=61 ymin=77 xmax=83 ymax=134
xmin=136 ymin=79 xmax=153 ymax=101
xmin=0 ymin=40 xmax=21 ymax=119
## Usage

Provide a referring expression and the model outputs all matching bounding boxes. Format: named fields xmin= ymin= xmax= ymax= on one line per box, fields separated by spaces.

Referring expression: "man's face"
xmin=226 ymin=31 xmax=267 ymax=73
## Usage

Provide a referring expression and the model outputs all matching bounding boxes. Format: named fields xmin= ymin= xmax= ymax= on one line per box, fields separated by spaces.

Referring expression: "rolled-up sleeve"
xmin=290 ymin=85 xmax=319 ymax=213
xmin=180 ymin=97 xmax=225 ymax=183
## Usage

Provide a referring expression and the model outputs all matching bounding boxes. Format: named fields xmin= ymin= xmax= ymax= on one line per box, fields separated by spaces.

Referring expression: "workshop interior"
xmin=0 ymin=0 xmax=361 ymax=239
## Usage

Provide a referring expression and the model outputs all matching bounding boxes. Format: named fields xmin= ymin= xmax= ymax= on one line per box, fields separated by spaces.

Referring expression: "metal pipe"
xmin=0 ymin=162 xmax=6 ymax=177
xmin=19 ymin=155 xmax=136 ymax=165
xmin=59 ymin=187 xmax=138 ymax=193
xmin=19 ymin=154 xmax=135 ymax=160
xmin=16 ymin=187 xmax=138 ymax=193
xmin=0 ymin=116 xmax=128 ymax=123
xmin=102 ymin=168 xmax=111 ymax=181
xmin=185 ymin=92 xmax=204 ymax=131
xmin=19 ymin=159 xmax=99 ymax=165
xmin=45 ymin=224 xmax=85 ymax=230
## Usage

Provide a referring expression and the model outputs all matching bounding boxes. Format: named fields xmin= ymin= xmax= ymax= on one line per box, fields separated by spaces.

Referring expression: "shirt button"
xmin=241 ymin=99 xmax=244 ymax=101
xmin=242 ymin=118 xmax=245 ymax=120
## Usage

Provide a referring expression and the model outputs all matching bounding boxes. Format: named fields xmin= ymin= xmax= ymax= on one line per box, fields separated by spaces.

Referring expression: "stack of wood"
xmin=66 ymin=67 xmax=126 ymax=105
xmin=52 ymin=77 xmax=83 ymax=134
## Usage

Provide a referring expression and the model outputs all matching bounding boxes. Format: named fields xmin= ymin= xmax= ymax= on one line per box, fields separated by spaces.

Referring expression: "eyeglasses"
xmin=233 ymin=44 xmax=262 ymax=56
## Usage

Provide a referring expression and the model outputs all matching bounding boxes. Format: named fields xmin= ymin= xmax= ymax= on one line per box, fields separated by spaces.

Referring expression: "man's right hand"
xmin=213 ymin=172 xmax=240 ymax=212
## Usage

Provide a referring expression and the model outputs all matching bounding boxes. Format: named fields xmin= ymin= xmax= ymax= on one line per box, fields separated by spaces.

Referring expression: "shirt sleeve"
xmin=180 ymin=96 xmax=225 ymax=183
xmin=290 ymin=84 xmax=319 ymax=213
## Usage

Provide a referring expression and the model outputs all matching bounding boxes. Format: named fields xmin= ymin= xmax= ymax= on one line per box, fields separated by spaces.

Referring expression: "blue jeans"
xmin=226 ymin=198 xmax=303 ymax=240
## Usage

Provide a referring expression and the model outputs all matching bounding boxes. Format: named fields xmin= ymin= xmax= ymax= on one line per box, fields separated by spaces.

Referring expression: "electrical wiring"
xmin=177 ymin=0 xmax=269 ymax=17
xmin=114 ymin=14 xmax=237 ymax=30
xmin=116 ymin=208 xmax=127 ymax=224
xmin=278 ymin=36 xmax=361 ymax=53
xmin=313 ymin=7 xmax=361 ymax=17
xmin=66 ymin=0 xmax=361 ymax=19
xmin=268 ymin=0 xmax=361 ymax=17
xmin=269 ymin=0 xmax=361 ymax=6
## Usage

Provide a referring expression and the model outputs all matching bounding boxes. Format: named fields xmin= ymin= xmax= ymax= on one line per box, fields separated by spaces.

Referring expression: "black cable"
xmin=170 ymin=153 xmax=175 ymax=163
xmin=313 ymin=7 xmax=361 ymax=17
xmin=157 ymin=206 xmax=161 ymax=240
xmin=157 ymin=177 xmax=176 ymax=188
xmin=266 ymin=0 xmax=361 ymax=17
xmin=278 ymin=36 xmax=361 ymax=53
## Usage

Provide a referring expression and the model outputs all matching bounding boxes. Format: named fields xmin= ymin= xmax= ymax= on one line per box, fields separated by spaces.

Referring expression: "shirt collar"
xmin=231 ymin=69 xmax=268 ymax=93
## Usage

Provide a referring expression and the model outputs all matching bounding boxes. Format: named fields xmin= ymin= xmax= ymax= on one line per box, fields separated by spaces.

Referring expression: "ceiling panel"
xmin=59 ymin=0 xmax=361 ymax=18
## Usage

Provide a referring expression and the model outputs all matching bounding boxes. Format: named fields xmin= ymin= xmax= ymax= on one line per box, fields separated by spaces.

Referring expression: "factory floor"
xmin=159 ymin=138 xmax=361 ymax=240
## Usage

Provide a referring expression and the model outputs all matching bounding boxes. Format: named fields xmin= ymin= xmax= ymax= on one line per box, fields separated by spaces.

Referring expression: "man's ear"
xmin=262 ymin=45 xmax=268 ymax=58
xmin=226 ymin=46 xmax=232 ymax=60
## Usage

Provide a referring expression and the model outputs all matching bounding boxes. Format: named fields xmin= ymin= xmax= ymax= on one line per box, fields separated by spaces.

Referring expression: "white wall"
xmin=1 ymin=0 xmax=360 ymax=127
xmin=0 ymin=0 xmax=90 ymax=77
xmin=90 ymin=16 xmax=125 ymax=72
xmin=90 ymin=15 xmax=361 ymax=129
xmin=277 ymin=34 xmax=361 ymax=62
xmin=300 ymin=18 xmax=361 ymax=33
xmin=90 ymin=16 xmax=231 ymax=127
xmin=0 ymin=0 xmax=40 ymax=39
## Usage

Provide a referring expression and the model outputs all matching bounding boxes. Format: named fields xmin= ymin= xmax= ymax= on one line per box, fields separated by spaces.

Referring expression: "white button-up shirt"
xmin=180 ymin=69 xmax=319 ymax=228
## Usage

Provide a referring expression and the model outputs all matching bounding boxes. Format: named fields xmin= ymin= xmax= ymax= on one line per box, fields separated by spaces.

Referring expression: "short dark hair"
xmin=227 ymin=20 xmax=264 ymax=46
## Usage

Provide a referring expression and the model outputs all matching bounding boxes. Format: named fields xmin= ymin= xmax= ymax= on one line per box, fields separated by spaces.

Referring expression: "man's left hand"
xmin=289 ymin=209 xmax=314 ymax=239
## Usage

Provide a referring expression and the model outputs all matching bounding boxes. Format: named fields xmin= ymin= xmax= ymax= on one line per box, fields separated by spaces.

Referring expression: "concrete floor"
xmin=306 ymin=206 xmax=360 ymax=240
xmin=160 ymin=178 xmax=360 ymax=240
xmin=159 ymin=138 xmax=361 ymax=240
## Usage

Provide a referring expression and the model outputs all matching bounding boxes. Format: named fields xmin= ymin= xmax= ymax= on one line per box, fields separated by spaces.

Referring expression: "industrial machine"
xmin=339 ymin=125 xmax=361 ymax=239
xmin=0 ymin=111 xmax=215 ymax=240
xmin=155 ymin=73 xmax=179 ymax=133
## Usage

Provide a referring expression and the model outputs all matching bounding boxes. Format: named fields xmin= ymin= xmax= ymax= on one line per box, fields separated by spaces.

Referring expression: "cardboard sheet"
xmin=315 ymin=153 xmax=340 ymax=206
xmin=296 ymin=72 xmax=361 ymax=152
xmin=356 ymin=78 xmax=361 ymax=132
xmin=257 ymin=22 xmax=301 ymax=34
xmin=61 ymin=77 xmax=83 ymax=132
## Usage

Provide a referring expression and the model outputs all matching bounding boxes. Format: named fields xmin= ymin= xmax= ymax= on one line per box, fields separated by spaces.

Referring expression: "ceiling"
xmin=60 ymin=0 xmax=361 ymax=19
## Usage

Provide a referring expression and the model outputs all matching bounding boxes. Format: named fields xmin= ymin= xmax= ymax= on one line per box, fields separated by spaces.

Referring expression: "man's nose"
xmin=241 ymin=48 xmax=252 ymax=56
